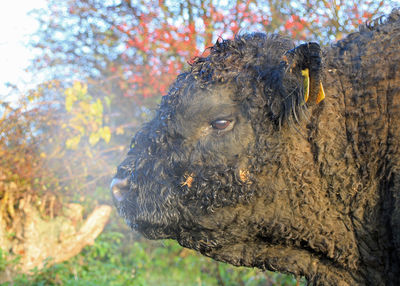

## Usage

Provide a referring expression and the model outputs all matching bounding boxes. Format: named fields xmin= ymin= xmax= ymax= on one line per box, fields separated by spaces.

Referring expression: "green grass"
xmin=2 ymin=229 xmax=305 ymax=286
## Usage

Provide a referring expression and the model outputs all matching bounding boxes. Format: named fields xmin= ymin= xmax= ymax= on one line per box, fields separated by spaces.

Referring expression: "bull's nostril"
xmin=110 ymin=177 xmax=130 ymax=202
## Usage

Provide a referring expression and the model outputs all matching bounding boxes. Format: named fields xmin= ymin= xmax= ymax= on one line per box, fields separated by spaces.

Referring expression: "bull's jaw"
xmin=171 ymin=186 xmax=363 ymax=285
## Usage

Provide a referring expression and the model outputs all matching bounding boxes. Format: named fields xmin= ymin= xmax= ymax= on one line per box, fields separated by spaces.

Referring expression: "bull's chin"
xmin=132 ymin=220 xmax=178 ymax=240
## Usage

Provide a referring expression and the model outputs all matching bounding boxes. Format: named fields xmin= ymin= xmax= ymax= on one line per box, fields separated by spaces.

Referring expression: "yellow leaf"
xmin=89 ymin=132 xmax=100 ymax=146
xmin=90 ymin=99 xmax=103 ymax=117
xmin=99 ymin=126 xmax=111 ymax=143
xmin=75 ymin=81 xmax=88 ymax=100
xmin=65 ymin=88 xmax=77 ymax=112
xmin=66 ymin=135 xmax=81 ymax=150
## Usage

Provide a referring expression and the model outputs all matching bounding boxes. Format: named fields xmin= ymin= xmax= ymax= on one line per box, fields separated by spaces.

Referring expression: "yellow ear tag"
xmin=302 ymin=68 xmax=325 ymax=104
xmin=301 ymin=68 xmax=310 ymax=102
xmin=316 ymin=81 xmax=325 ymax=104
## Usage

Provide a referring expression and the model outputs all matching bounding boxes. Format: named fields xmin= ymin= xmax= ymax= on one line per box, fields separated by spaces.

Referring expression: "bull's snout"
xmin=110 ymin=177 xmax=130 ymax=202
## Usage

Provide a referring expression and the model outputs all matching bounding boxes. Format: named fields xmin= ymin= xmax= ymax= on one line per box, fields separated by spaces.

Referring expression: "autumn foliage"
xmin=31 ymin=0 xmax=390 ymax=102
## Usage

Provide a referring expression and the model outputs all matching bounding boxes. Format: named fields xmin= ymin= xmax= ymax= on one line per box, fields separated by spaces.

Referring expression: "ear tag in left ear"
xmin=301 ymin=68 xmax=310 ymax=102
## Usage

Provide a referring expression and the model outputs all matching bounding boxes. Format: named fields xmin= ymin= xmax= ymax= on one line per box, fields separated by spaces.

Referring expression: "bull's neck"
xmin=300 ymin=69 xmax=399 ymax=284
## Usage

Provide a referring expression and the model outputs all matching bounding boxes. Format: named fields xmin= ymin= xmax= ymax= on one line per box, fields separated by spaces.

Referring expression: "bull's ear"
xmin=282 ymin=42 xmax=325 ymax=105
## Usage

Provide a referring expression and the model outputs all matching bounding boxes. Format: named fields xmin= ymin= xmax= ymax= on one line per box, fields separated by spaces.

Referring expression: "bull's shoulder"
xmin=321 ymin=9 xmax=400 ymax=176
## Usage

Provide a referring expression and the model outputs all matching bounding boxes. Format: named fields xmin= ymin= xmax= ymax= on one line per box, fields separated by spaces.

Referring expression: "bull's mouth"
xmin=110 ymin=177 xmax=143 ymax=230
xmin=111 ymin=175 xmax=185 ymax=239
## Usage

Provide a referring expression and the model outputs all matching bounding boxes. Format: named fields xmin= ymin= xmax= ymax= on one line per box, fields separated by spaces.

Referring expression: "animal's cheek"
xmin=204 ymin=125 xmax=254 ymax=157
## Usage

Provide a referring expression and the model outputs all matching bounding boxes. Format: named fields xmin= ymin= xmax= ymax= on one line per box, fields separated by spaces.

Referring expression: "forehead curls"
xmin=188 ymin=33 xmax=296 ymax=87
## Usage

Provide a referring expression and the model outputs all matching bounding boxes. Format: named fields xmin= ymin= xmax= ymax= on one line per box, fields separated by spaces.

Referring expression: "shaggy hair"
xmin=112 ymin=9 xmax=400 ymax=285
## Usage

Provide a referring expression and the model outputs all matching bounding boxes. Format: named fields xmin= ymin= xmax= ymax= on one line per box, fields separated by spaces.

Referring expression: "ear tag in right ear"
xmin=316 ymin=81 xmax=325 ymax=104
xmin=301 ymin=68 xmax=310 ymax=102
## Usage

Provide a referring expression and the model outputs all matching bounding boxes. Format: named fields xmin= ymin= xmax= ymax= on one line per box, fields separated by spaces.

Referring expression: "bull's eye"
xmin=211 ymin=119 xmax=232 ymax=130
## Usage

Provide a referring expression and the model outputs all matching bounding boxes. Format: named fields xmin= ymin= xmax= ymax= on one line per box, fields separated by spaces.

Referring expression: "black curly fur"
xmin=112 ymin=9 xmax=400 ymax=285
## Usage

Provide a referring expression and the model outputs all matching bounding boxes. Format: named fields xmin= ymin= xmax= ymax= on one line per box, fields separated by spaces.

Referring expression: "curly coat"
xmin=112 ymin=10 xmax=400 ymax=285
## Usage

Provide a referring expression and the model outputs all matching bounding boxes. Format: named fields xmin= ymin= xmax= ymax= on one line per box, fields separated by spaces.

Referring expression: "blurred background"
xmin=0 ymin=0 xmax=396 ymax=285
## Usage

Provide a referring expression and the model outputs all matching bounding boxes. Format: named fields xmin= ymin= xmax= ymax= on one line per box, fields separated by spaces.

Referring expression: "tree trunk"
xmin=0 ymin=198 xmax=112 ymax=282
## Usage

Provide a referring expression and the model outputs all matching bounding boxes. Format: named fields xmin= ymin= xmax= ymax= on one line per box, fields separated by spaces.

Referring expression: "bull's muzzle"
xmin=110 ymin=177 xmax=130 ymax=202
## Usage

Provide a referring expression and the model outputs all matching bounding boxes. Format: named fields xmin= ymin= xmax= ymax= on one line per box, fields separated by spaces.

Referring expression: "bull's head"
xmin=111 ymin=33 xmax=331 ymax=271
